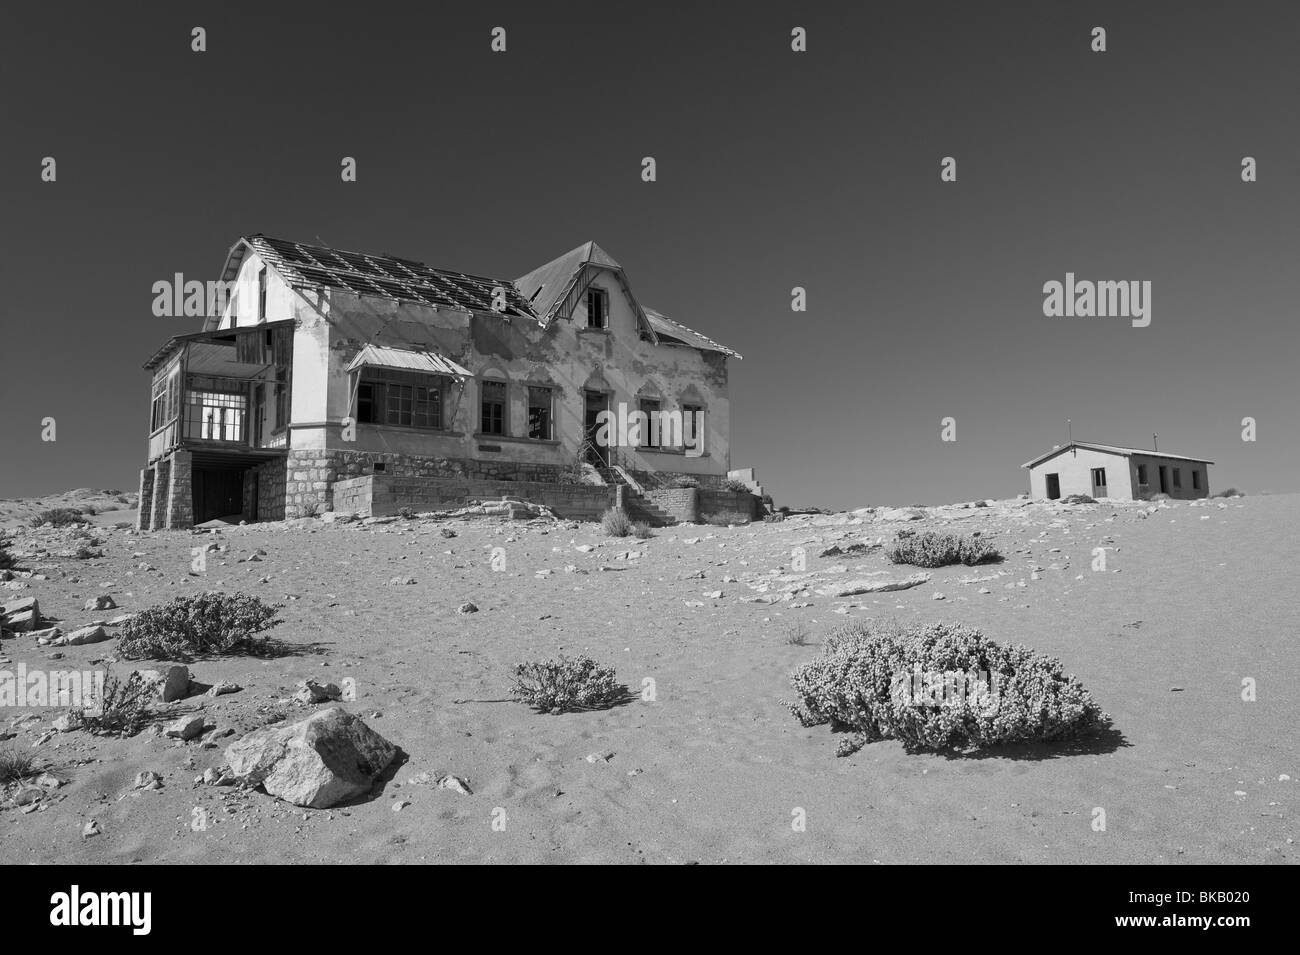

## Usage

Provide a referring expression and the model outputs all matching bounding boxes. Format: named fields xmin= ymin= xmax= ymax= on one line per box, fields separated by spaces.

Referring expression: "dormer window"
xmin=586 ymin=287 xmax=608 ymax=329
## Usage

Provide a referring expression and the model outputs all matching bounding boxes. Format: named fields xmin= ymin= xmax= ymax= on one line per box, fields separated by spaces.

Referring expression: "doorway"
xmin=583 ymin=390 xmax=609 ymax=466
xmin=1045 ymin=473 xmax=1060 ymax=500
xmin=1158 ymin=466 xmax=1170 ymax=494
xmin=192 ymin=467 xmax=245 ymax=524
xmin=1090 ymin=467 xmax=1108 ymax=498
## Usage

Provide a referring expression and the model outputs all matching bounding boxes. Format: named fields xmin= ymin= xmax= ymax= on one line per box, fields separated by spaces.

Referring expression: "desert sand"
xmin=1 ymin=492 xmax=1294 ymax=864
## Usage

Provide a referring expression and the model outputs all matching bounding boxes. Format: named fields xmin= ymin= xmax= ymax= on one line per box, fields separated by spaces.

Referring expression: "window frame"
xmin=586 ymin=287 xmax=609 ymax=329
xmin=527 ymin=385 xmax=554 ymax=441
xmin=355 ymin=369 xmax=447 ymax=431
xmin=479 ymin=379 xmax=507 ymax=436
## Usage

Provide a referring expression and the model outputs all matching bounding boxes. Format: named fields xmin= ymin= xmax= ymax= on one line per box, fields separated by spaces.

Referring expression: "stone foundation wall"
xmin=283 ymin=449 xmax=571 ymax=518
xmin=257 ymin=457 xmax=286 ymax=521
xmin=697 ymin=488 xmax=758 ymax=524
xmin=136 ymin=468 xmax=156 ymax=531
xmin=334 ymin=474 xmax=614 ymax=521
xmin=644 ymin=487 xmax=699 ymax=523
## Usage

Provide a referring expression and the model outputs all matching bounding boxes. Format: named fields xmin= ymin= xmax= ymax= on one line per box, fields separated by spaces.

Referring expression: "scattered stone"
xmin=165 ymin=714 xmax=206 ymax=741
xmin=437 ymin=773 xmax=473 ymax=795
xmin=817 ymin=573 xmax=930 ymax=597
xmin=389 ymin=576 xmax=416 ymax=586
xmin=53 ymin=625 xmax=110 ymax=646
xmin=51 ymin=712 xmax=83 ymax=733
xmin=133 ymin=771 xmax=163 ymax=790
xmin=208 ymin=680 xmax=242 ymax=698
xmin=82 ymin=819 xmax=102 ymax=838
xmin=457 ymin=602 xmax=479 ymax=615
xmin=224 ymin=707 xmax=398 ymax=809
xmin=136 ymin=665 xmax=191 ymax=702
xmin=293 ymin=680 xmax=341 ymax=705
xmin=83 ymin=595 xmax=117 ymax=611
xmin=1 ymin=597 xmax=40 ymax=632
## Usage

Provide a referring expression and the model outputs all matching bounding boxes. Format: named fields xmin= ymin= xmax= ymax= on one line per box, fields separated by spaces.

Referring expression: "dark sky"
xmin=3 ymin=1 xmax=1296 ymax=508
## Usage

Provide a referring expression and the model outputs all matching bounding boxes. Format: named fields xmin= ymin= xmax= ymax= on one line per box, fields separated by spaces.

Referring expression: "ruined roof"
xmin=513 ymin=241 xmax=740 ymax=357
xmin=241 ymin=235 xmax=538 ymax=319
xmin=215 ymin=235 xmax=738 ymax=358
xmin=1021 ymin=442 xmax=1214 ymax=469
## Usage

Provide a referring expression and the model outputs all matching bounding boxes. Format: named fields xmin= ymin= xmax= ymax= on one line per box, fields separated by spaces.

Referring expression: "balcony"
xmin=145 ymin=320 xmax=293 ymax=463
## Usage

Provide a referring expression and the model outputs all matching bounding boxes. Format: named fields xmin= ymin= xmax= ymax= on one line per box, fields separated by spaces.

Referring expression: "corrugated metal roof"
xmin=1021 ymin=442 xmax=1214 ymax=469
xmin=643 ymin=307 xmax=742 ymax=359
xmin=346 ymin=344 xmax=471 ymax=379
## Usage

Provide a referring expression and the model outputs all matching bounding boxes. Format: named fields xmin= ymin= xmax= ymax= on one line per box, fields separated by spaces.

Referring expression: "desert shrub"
xmin=1213 ymin=488 xmax=1242 ymax=498
xmin=667 ymin=476 xmax=699 ymax=489
xmin=29 ymin=508 xmax=85 ymax=528
xmin=720 ymin=477 xmax=751 ymax=493
xmin=0 ymin=748 xmax=37 ymax=783
xmin=601 ymin=507 xmax=633 ymax=537
xmin=398 ymin=506 xmax=415 ymax=519
xmin=0 ymin=538 xmax=16 ymax=570
xmin=509 ymin=655 xmax=628 ymax=714
xmin=885 ymin=530 xmax=1000 ymax=568
xmin=631 ymin=521 xmax=654 ymax=539
xmin=117 ymin=592 xmax=282 ymax=660
xmin=786 ymin=622 xmax=810 ymax=646
xmin=80 ymin=504 xmax=98 ymax=516
xmin=76 ymin=669 xmax=152 ymax=737
xmin=72 ymin=544 xmax=101 ymax=560
xmin=784 ymin=618 xmax=1108 ymax=755
xmin=1060 ymin=494 xmax=1096 ymax=505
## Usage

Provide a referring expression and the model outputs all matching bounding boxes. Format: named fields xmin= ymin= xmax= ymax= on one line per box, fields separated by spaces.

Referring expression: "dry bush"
xmin=117 ymin=592 xmax=281 ymax=660
xmin=784 ymin=618 xmax=1108 ymax=755
xmin=885 ymin=530 xmax=1000 ymax=568
xmin=509 ymin=655 xmax=628 ymax=714
xmin=601 ymin=507 xmax=633 ymax=537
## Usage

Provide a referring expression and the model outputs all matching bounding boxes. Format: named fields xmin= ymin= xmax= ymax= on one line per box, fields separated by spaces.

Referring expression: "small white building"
xmin=1022 ymin=442 xmax=1212 ymax=501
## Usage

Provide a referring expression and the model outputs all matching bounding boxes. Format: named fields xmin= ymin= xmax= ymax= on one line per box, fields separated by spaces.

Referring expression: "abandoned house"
xmin=138 ymin=235 xmax=756 ymax=529
xmin=1022 ymin=442 xmax=1212 ymax=501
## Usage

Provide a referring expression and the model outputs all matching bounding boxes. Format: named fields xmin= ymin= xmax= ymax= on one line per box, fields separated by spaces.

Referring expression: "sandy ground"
xmin=0 ymin=493 xmax=1295 ymax=864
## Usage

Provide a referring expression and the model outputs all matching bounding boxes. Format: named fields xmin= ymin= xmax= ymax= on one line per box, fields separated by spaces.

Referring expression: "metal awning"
xmin=346 ymin=344 xmax=471 ymax=379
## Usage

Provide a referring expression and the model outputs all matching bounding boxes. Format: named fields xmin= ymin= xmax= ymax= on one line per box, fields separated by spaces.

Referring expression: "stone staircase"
xmin=597 ymin=466 xmax=676 ymax=526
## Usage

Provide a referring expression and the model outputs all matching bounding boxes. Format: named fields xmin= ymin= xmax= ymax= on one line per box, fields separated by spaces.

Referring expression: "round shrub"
xmin=117 ymin=592 xmax=282 ymax=660
xmin=784 ymin=619 xmax=1108 ymax=755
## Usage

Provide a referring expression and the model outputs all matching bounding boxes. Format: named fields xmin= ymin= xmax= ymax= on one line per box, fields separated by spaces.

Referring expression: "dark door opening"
xmin=1045 ymin=473 xmax=1061 ymax=500
xmin=583 ymin=390 xmax=609 ymax=467
xmin=1159 ymin=466 xmax=1170 ymax=494
xmin=193 ymin=467 xmax=246 ymax=524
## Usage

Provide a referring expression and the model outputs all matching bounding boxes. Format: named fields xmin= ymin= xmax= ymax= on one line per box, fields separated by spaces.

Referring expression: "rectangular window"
xmin=1192 ymin=469 xmax=1201 ymax=490
xmin=639 ymin=398 xmax=662 ymax=448
xmin=1136 ymin=464 xmax=1148 ymax=485
xmin=356 ymin=374 xmax=443 ymax=430
xmin=480 ymin=380 xmax=506 ymax=435
xmin=586 ymin=287 xmax=608 ymax=329
xmin=258 ymin=267 xmax=268 ymax=320
xmin=682 ymin=403 xmax=704 ymax=449
xmin=1173 ymin=468 xmax=1182 ymax=488
xmin=185 ymin=388 xmax=247 ymax=442
xmin=1091 ymin=467 xmax=1106 ymax=490
xmin=527 ymin=386 xmax=553 ymax=440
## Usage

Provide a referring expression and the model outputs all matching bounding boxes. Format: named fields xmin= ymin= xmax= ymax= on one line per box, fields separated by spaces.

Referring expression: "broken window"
xmin=480 ymin=380 xmax=506 ymax=435
xmin=528 ymin=386 xmax=553 ymax=440
xmin=639 ymin=398 xmax=662 ymax=448
xmin=258 ymin=266 xmax=268 ymax=320
xmin=586 ymin=287 xmax=608 ymax=329
xmin=1136 ymin=464 xmax=1148 ymax=486
xmin=1173 ymin=468 xmax=1182 ymax=488
xmin=1192 ymin=469 xmax=1201 ymax=490
xmin=682 ymin=402 xmax=704 ymax=448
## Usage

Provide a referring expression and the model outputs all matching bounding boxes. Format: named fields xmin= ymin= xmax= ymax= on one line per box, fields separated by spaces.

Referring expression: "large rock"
xmin=1 ymin=597 xmax=40 ymax=632
xmin=817 ymin=572 xmax=931 ymax=597
xmin=136 ymin=665 xmax=190 ymax=702
xmin=224 ymin=708 xmax=397 ymax=809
